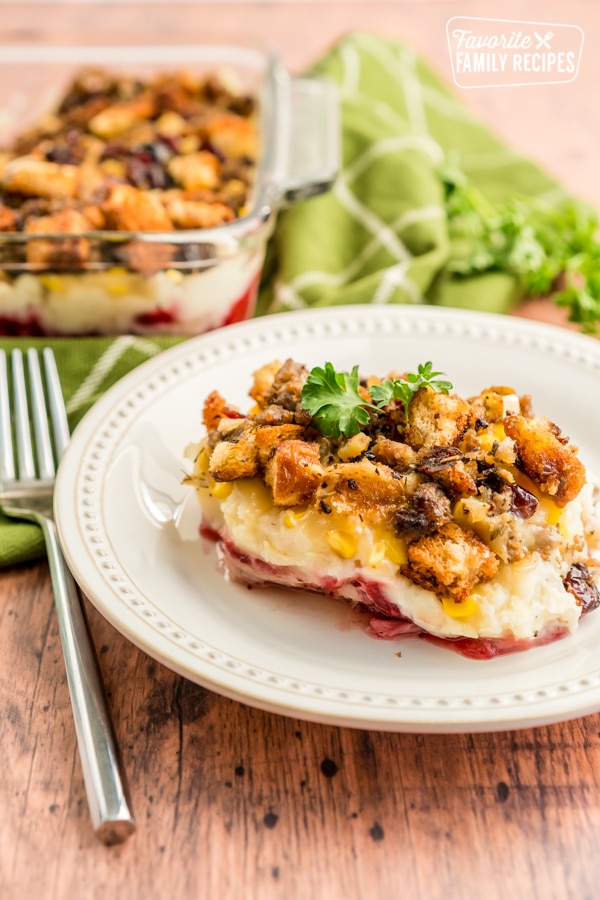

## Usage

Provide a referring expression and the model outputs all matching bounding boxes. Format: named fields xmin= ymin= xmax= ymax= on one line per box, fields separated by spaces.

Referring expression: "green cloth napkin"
xmin=258 ymin=31 xmax=564 ymax=317
xmin=0 ymin=336 xmax=180 ymax=566
xmin=0 ymin=32 xmax=572 ymax=567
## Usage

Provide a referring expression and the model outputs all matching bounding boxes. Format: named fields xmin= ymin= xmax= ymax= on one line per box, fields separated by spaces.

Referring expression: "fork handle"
xmin=40 ymin=516 xmax=136 ymax=845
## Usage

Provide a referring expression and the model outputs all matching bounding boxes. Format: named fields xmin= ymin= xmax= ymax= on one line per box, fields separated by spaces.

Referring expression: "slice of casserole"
xmin=185 ymin=359 xmax=600 ymax=658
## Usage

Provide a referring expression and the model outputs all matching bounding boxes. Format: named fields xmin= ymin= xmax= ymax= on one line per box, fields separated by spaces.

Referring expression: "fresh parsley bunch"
xmin=440 ymin=161 xmax=600 ymax=331
xmin=301 ymin=361 xmax=452 ymax=438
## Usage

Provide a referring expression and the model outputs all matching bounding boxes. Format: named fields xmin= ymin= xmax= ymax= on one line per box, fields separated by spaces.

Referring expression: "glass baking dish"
xmin=0 ymin=32 xmax=338 ymax=335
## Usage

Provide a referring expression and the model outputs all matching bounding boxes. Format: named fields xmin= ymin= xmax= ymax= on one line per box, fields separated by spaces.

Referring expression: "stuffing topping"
xmin=187 ymin=359 xmax=597 ymax=612
xmin=0 ymin=67 xmax=257 ymax=272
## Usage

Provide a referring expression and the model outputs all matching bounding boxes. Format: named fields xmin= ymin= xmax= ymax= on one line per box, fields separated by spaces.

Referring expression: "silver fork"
xmin=0 ymin=348 xmax=135 ymax=845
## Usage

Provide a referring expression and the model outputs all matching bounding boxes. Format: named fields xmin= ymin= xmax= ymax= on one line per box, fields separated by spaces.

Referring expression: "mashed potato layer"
xmin=198 ymin=476 xmax=598 ymax=643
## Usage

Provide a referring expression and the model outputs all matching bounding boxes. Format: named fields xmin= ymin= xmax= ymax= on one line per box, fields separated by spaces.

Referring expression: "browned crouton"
xmin=0 ymin=204 xmax=18 ymax=232
xmin=206 ymin=112 xmax=258 ymax=160
xmin=404 ymin=387 xmax=474 ymax=449
xmin=203 ymin=390 xmax=242 ymax=432
xmin=1 ymin=156 xmax=78 ymax=199
xmin=315 ymin=459 xmax=406 ymax=523
xmin=208 ymin=432 xmax=258 ymax=481
xmin=371 ymin=436 xmax=418 ymax=470
xmin=88 ymin=92 xmax=156 ymax=139
xmin=165 ymin=197 xmax=235 ymax=229
xmin=167 ymin=151 xmax=221 ymax=191
xmin=25 ymin=208 xmax=92 ymax=267
xmin=102 ymin=184 xmax=175 ymax=271
xmin=254 ymin=425 xmax=305 ymax=466
xmin=264 ymin=440 xmax=324 ymax=506
xmin=402 ymin=522 xmax=499 ymax=602
xmin=102 ymin=184 xmax=173 ymax=232
xmin=503 ymin=414 xmax=586 ymax=506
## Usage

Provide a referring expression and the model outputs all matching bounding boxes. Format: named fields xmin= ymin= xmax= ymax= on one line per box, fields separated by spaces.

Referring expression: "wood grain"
xmin=3 ymin=561 xmax=600 ymax=900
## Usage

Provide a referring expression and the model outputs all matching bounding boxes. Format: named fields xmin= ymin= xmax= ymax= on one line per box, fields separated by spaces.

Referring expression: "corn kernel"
xmin=100 ymin=158 xmax=126 ymax=178
xmin=384 ymin=537 xmax=408 ymax=566
xmin=479 ymin=422 xmax=505 ymax=453
xmin=39 ymin=275 xmax=64 ymax=293
xmin=442 ymin=594 xmax=479 ymax=618
xmin=283 ymin=508 xmax=307 ymax=529
xmin=165 ymin=268 xmax=184 ymax=284
xmin=103 ymin=267 xmax=133 ymax=296
xmin=326 ymin=530 xmax=357 ymax=559
xmin=545 ymin=503 xmax=562 ymax=527
xmin=368 ymin=541 xmax=386 ymax=567
xmin=211 ymin=481 xmax=233 ymax=500
xmin=196 ymin=447 xmax=210 ymax=475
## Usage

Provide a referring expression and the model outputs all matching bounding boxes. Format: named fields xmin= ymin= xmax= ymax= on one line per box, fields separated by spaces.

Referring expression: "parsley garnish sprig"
xmin=301 ymin=361 xmax=452 ymax=438
xmin=439 ymin=160 xmax=600 ymax=331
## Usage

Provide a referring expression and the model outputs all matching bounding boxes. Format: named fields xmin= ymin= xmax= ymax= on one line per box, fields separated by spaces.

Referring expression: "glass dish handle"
xmin=282 ymin=77 xmax=340 ymax=204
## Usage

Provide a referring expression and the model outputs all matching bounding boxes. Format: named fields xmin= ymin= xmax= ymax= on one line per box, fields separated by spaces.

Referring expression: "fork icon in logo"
xmin=534 ymin=30 xmax=553 ymax=49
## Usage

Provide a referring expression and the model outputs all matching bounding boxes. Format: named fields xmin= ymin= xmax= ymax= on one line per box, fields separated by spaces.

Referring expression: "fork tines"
xmin=0 ymin=348 xmax=70 ymax=486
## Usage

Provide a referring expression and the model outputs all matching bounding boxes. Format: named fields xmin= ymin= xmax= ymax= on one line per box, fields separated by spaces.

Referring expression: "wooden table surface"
xmin=2 ymin=3 xmax=600 ymax=899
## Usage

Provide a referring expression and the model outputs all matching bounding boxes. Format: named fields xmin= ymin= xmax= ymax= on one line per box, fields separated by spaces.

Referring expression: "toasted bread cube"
xmin=203 ymin=391 xmax=232 ymax=432
xmin=167 ymin=151 xmax=221 ymax=191
xmin=315 ymin=459 xmax=406 ymax=523
xmin=264 ymin=440 xmax=324 ymax=507
xmin=402 ymin=522 xmax=499 ymax=603
xmin=165 ymin=198 xmax=234 ymax=229
xmin=209 ymin=433 xmax=258 ymax=481
xmin=25 ymin=209 xmax=92 ymax=267
xmin=0 ymin=204 xmax=18 ymax=232
xmin=254 ymin=425 xmax=306 ymax=467
xmin=503 ymin=414 xmax=586 ymax=506
xmin=404 ymin=387 xmax=474 ymax=449
xmin=102 ymin=184 xmax=174 ymax=232
xmin=88 ymin=93 xmax=156 ymax=139
xmin=206 ymin=112 xmax=258 ymax=160
xmin=2 ymin=156 xmax=78 ymax=199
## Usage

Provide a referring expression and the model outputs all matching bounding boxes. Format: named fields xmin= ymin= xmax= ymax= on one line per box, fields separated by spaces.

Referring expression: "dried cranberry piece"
xmin=100 ymin=142 xmax=129 ymax=161
xmin=126 ymin=153 xmax=172 ymax=190
xmin=509 ymin=484 xmax=538 ymax=519
xmin=564 ymin=563 xmax=600 ymax=613
xmin=133 ymin=308 xmax=175 ymax=327
xmin=45 ymin=146 xmax=78 ymax=164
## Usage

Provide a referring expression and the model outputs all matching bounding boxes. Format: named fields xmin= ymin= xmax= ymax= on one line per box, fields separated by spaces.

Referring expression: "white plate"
xmin=55 ymin=306 xmax=600 ymax=733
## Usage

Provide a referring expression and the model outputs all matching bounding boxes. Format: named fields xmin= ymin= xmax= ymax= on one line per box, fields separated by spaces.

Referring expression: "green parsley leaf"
xmin=301 ymin=362 xmax=376 ymax=438
xmin=301 ymin=361 xmax=453 ymax=438
xmin=370 ymin=361 xmax=452 ymax=409
xmin=438 ymin=158 xmax=600 ymax=331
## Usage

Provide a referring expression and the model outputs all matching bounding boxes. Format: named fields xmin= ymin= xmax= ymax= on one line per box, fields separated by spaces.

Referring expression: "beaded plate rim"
xmin=55 ymin=306 xmax=600 ymax=731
